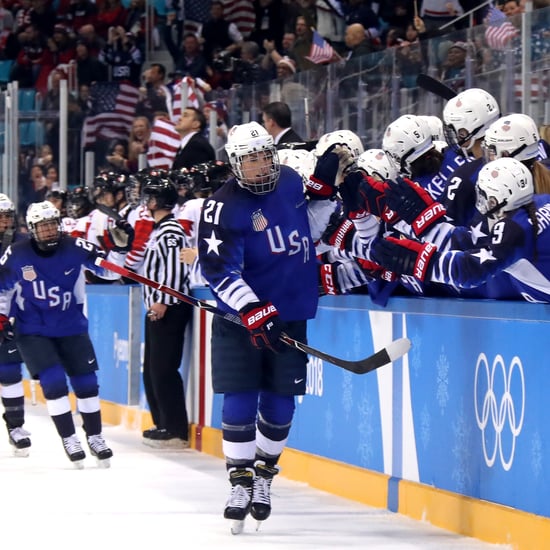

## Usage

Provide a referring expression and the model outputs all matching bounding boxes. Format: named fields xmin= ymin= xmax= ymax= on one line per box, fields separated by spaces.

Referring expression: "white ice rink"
xmin=1 ymin=402 xmax=511 ymax=550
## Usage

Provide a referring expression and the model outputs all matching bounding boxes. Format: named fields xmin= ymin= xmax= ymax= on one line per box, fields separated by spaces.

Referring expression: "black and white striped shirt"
xmin=142 ymin=214 xmax=188 ymax=309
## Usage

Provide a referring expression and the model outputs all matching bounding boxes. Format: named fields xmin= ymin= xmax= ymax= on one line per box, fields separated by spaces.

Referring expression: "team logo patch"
xmin=251 ymin=210 xmax=268 ymax=232
xmin=22 ymin=265 xmax=37 ymax=281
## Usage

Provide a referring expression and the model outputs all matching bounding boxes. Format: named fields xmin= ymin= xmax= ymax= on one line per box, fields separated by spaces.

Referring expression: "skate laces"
xmin=87 ymin=434 xmax=108 ymax=452
xmin=62 ymin=434 xmax=83 ymax=453
xmin=227 ymin=484 xmax=251 ymax=509
xmin=9 ymin=427 xmax=31 ymax=442
xmin=252 ymin=475 xmax=272 ymax=505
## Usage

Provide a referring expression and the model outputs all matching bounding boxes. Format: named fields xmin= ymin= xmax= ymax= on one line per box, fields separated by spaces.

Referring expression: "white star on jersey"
xmin=472 ymin=248 xmax=496 ymax=264
xmin=204 ymin=230 xmax=223 ymax=254
xmin=469 ymin=221 xmax=488 ymax=246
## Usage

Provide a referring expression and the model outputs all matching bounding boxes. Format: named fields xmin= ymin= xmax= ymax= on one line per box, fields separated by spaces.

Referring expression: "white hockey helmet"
xmin=475 ymin=157 xmax=534 ymax=228
xmin=314 ymin=130 xmax=364 ymax=161
xmin=382 ymin=114 xmax=434 ymax=176
xmin=0 ymin=193 xmax=15 ymax=214
xmin=278 ymin=148 xmax=317 ymax=190
xmin=417 ymin=115 xmax=444 ymax=142
xmin=356 ymin=149 xmax=398 ymax=181
xmin=225 ymin=121 xmax=280 ymax=194
xmin=443 ymin=88 xmax=500 ymax=156
xmin=483 ymin=113 xmax=540 ymax=163
xmin=26 ymin=201 xmax=62 ymax=251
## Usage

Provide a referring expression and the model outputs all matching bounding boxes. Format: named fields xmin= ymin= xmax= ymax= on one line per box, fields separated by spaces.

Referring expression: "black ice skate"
xmin=87 ymin=434 xmax=113 ymax=468
xmin=251 ymin=460 xmax=280 ymax=527
xmin=224 ymin=467 xmax=254 ymax=535
xmin=62 ymin=434 xmax=86 ymax=468
xmin=8 ymin=426 xmax=31 ymax=457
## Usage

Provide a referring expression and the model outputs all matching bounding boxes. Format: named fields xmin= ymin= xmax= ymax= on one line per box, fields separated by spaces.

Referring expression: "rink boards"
xmin=42 ymin=285 xmax=550 ymax=549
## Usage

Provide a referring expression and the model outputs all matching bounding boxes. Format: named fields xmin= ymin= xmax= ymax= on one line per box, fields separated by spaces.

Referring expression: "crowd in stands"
xmin=0 ymin=0 xmax=550 ymax=219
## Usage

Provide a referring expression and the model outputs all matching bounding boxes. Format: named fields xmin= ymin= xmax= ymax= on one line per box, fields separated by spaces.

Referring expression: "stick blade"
xmin=385 ymin=337 xmax=412 ymax=363
xmin=416 ymin=73 xmax=457 ymax=100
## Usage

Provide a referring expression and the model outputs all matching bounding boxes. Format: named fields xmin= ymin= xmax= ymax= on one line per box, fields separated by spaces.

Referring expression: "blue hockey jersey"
xmin=198 ymin=165 xmax=318 ymax=320
xmin=0 ymin=236 xmax=115 ymax=337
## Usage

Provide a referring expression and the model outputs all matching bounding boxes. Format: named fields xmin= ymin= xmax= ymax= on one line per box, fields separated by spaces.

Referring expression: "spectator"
xmin=95 ymin=0 xmax=127 ymax=41
xmin=262 ymin=101 xmax=303 ymax=145
xmin=231 ymin=41 xmax=271 ymax=86
xmin=249 ymin=0 xmax=285 ymax=52
xmin=502 ymin=0 xmax=524 ymax=16
xmin=174 ymin=32 xmax=209 ymax=82
xmin=420 ymin=0 xmax=464 ymax=31
xmin=64 ymin=0 xmax=98 ymax=36
xmin=13 ymin=0 xmax=32 ymax=33
xmin=44 ymin=163 xmax=59 ymax=190
xmin=203 ymin=101 xmax=228 ymax=156
xmin=440 ymin=41 xmax=468 ymax=93
xmin=343 ymin=0 xmax=381 ymax=37
xmin=76 ymin=23 xmax=104 ymax=57
xmin=47 ymin=24 xmax=76 ymax=66
xmin=201 ymin=1 xmax=243 ymax=66
xmin=0 ymin=0 xmax=14 ymax=33
xmin=172 ymin=107 xmax=216 ymax=170
xmin=29 ymin=0 xmax=56 ymax=37
xmin=260 ymin=31 xmax=296 ymax=77
xmin=288 ymin=15 xmax=316 ymax=72
xmin=135 ymin=63 xmax=172 ymax=123
xmin=104 ymin=139 xmax=129 ymax=173
xmin=127 ymin=115 xmax=150 ymax=172
xmin=98 ymin=25 xmax=142 ymax=86
xmin=75 ymin=39 xmax=108 ymax=86
xmin=124 ymin=0 xmax=146 ymax=53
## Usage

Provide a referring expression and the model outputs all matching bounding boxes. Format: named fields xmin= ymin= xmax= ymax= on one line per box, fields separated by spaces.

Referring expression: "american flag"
xmin=305 ymin=29 xmax=338 ymax=65
xmin=171 ymin=76 xmax=201 ymax=124
xmin=147 ymin=116 xmax=181 ymax=170
xmin=223 ymin=0 xmax=255 ymax=38
xmin=484 ymin=4 xmax=518 ymax=50
xmin=81 ymin=82 xmax=140 ymax=148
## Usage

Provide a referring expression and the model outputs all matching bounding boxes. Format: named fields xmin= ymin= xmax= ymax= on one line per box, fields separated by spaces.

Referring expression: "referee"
xmin=139 ymin=174 xmax=192 ymax=448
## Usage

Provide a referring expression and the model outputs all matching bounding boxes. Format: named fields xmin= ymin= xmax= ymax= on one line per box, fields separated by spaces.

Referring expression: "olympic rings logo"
xmin=474 ymin=353 xmax=525 ymax=471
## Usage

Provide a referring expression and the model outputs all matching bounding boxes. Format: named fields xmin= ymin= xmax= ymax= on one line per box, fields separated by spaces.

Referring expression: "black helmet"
xmin=67 ymin=186 xmax=93 ymax=219
xmin=189 ymin=160 xmax=230 ymax=195
xmin=142 ymin=174 xmax=178 ymax=210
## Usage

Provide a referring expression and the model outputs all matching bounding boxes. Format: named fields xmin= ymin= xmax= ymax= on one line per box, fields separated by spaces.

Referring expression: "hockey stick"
xmin=95 ymin=258 xmax=411 ymax=374
xmin=416 ymin=73 xmax=457 ymax=101
xmin=95 ymin=203 xmax=125 ymax=222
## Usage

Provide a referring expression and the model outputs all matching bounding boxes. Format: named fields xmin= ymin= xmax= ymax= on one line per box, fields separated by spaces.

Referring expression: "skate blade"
xmin=72 ymin=459 xmax=85 ymax=470
xmin=96 ymin=457 xmax=111 ymax=469
xmin=12 ymin=447 xmax=30 ymax=458
xmin=230 ymin=520 xmax=245 ymax=535
xmin=255 ymin=520 xmax=264 ymax=532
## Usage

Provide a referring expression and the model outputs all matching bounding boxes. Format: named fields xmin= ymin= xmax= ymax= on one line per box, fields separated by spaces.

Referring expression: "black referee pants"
xmin=143 ymin=302 xmax=193 ymax=438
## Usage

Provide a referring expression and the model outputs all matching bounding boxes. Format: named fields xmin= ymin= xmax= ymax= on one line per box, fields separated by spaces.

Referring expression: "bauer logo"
xmin=474 ymin=352 xmax=525 ymax=471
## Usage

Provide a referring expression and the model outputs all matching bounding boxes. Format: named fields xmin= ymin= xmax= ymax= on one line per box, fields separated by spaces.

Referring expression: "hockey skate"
xmin=62 ymin=434 xmax=86 ymax=469
xmin=8 ymin=426 xmax=31 ymax=457
xmin=251 ymin=460 xmax=280 ymax=529
xmin=224 ymin=467 xmax=254 ymax=535
xmin=87 ymin=434 xmax=113 ymax=468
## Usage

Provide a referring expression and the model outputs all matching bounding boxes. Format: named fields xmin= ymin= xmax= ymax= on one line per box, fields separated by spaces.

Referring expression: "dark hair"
xmin=150 ymin=63 xmax=166 ymax=79
xmin=262 ymin=101 xmax=292 ymax=129
xmin=187 ymin=107 xmax=208 ymax=132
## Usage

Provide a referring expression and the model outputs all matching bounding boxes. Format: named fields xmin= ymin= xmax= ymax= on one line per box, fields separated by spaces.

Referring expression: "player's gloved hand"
xmin=340 ymin=171 xmax=397 ymax=223
xmin=239 ymin=300 xmax=284 ymax=352
xmin=0 ymin=314 xmax=14 ymax=344
xmin=371 ymin=236 xmax=438 ymax=282
xmin=384 ymin=177 xmax=446 ymax=237
xmin=320 ymin=210 xmax=355 ymax=251
xmin=108 ymin=219 xmax=135 ymax=252
xmin=306 ymin=144 xmax=341 ymax=200
xmin=318 ymin=263 xmax=342 ymax=296
xmin=357 ymin=258 xmax=397 ymax=282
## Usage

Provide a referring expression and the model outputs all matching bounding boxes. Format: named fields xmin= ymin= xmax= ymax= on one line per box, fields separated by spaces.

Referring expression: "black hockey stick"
xmin=95 ymin=203 xmax=125 ymax=222
xmin=96 ymin=258 xmax=411 ymax=374
xmin=416 ymin=73 xmax=457 ymax=101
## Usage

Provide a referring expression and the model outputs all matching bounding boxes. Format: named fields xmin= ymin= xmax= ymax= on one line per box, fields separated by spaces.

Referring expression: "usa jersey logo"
xmin=251 ymin=210 xmax=268 ymax=232
xmin=22 ymin=265 xmax=37 ymax=282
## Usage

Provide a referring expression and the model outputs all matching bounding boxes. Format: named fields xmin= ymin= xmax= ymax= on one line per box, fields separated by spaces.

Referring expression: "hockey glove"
xmin=107 ymin=219 xmax=135 ymax=252
xmin=320 ymin=210 xmax=355 ymax=251
xmin=371 ymin=237 xmax=438 ymax=282
xmin=384 ymin=177 xmax=446 ymax=237
xmin=0 ymin=314 xmax=14 ymax=344
xmin=318 ymin=263 xmax=342 ymax=296
xmin=340 ymin=171 xmax=397 ymax=222
xmin=357 ymin=258 xmax=397 ymax=283
xmin=239 ymin=301 xmax=284 ymax=352
xmin=306 ymin=144 xmax=341 ymax=200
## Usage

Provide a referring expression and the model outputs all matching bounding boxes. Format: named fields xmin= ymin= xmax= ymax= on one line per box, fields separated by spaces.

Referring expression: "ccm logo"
xmin=414 ymin=242 xmax=436 ymax=280
xmin=414 ymin=203 xmax=445 ymax=231
xmin=321 ymin=264 xmax=336 ymax=294
xmin=245 ymin=304 xmax=276 ymax=325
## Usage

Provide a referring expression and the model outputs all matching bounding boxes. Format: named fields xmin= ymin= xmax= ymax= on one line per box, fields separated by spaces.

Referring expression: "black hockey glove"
xmin=306 ymin=144 xmax=341 ymax=200
xmin=108 ymin=219 xmax=135 ymax=252
xmin=239 ymin=301 xmax=284 ymax=352
xmin=371 ymin=237 xmax=438 ymax=282
xmin=0 ymin=314 xmax=14 ymax=344
xmin=384 ymin=177 xmax=446 ymax=237
xmin=320 ymin=210 xmax=355 ymax=251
